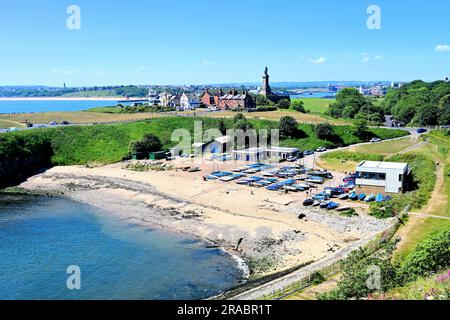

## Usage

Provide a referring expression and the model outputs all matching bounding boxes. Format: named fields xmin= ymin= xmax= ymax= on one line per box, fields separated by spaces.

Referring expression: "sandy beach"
xmin=20 ymin=158 xmax=394 ymax=278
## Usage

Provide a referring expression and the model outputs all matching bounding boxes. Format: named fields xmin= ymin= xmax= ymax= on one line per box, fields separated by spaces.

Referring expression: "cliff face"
xmin=0 ymin=135 xmax=53 ymax=189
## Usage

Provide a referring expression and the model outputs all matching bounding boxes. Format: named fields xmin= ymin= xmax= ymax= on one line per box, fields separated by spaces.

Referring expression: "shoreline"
xmin=0 ymin=97 xmax=122 ymax=101
xmin=18 ymin=161 xmax=394 ymax=280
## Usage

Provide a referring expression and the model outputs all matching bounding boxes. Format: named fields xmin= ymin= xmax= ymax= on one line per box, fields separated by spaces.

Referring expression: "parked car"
xmin=316 ymin=147 xmax=327 ymax=152
xmin=61 ymin=121 xmax=70 ymax=125
xmin=303 ymin=150 xmax=315 ymax=156
xmin=324 ymin=187 xmax=346 ymax=196
xmin=370 ymin=137 xmax=382 ymax=143
xmin=286 ymin=156 xmax=297 ymax=162
xmin=417 ymin=128 xmax=427 ymax=134
xmin=49 ymin=121 xmax=57 ymax=126
xmin=6 ymin=127 xmax=19 ymax=132
xmin=26 ymin=122 xmax=33 ymax=128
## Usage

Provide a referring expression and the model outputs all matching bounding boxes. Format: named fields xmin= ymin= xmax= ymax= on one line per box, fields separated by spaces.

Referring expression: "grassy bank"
xmin=291 ymin=98 xmax=334 ymax=114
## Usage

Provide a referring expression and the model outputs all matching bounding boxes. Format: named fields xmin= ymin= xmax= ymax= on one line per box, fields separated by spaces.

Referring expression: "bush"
xmin=256 ymin=106 xmax=277 ymax=112
xmin=398 ymin=230 xmax=450 ymax=283
xmin=277 ymin=99 xmax=291 ymax=110
xmin=130 ymin=134 xmax=163 ymax=154
xmin=314 ymin=123 xmax=335 ymax=140
xmin=279 ymin=116 xmax=298 ymax=138
xmin=291 ymin=100 xmax=306 ymax=113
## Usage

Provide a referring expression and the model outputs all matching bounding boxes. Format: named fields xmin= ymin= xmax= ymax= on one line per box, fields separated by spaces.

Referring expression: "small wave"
xmin=220 ymin=248 xmax=250 ymax=280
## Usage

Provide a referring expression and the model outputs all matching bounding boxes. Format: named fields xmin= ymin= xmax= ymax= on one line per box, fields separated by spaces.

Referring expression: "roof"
xmin=357 ymin=161 xmax=408 ymax=171
xmin=215 ymin=136 xmax=231 ymax=144
xmin=192 ymin=142 xmax=206 ymax=148
xmin=266 ymin=147 xmax=300 ymax=153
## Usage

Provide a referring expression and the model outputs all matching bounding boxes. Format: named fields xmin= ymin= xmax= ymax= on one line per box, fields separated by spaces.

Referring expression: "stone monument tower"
xmin=260 ymin=66 xmax=272 ymax=96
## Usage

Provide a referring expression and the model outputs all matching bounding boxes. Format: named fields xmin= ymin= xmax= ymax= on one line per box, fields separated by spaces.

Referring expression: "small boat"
xmin=349 ymin=192 xmax=358 ymax=201
xmin=295 ymin=183 xmax=310 ymax=189
xmin=305 ymin=178 xmax=324 ymax=185
xmin=376 ymin=193 xmax=384 ymax=203
xmin=303 ymin=198 xmax=314 ymax=206
xmin=336 ymin=206 xmax=351 ymax=212
xmin=283 ymin=186 xmax=298 ymax=192
xmin=312 ymin=200 xmax=321 ymax=207
xmin=364 ymin=193 xmax=375 ymax=202
xmin=236 ymin=179 xmax=251 ymax=185
xmin=358 ymin=194 xmax=366 ymax=201
xmin=320 ymin=200 xmax=331 ymax=209
xmin=188 ymin=166 xmax=201 ymax=173
xmin=327 ymin=202 xmax=340 ymax=210
xmin=206 ymin=175 xmax=219 ymax=180
xmin=263 ymin=172 xmax=276 ymax=177
xmin=338 ymin=193 xmax=349 ymax=200
xmin=266 ymin=185 xmax=280 ymax=191
xmin=310 ymin=171 xmax=333 ymax=179
xmin=293 ymin=185 xmax=307 ymax=191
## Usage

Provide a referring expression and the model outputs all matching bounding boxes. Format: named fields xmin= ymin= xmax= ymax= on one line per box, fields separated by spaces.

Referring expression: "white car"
xmin=370 ymin=138 xmax=382 ymax=143
xmin=316 ymin=147 xmax=327 ymax=152
xmin=6 ymin=127 xmax=18 ymax=132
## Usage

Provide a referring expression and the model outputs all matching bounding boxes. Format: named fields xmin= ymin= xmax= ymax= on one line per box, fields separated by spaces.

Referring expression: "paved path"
xmin=408 ymin=212 xmax=450 ymax=221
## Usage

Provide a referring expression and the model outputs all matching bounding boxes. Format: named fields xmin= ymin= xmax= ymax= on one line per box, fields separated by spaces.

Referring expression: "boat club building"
xmin=232 ymin=146 xmax=300 ymax=162
xmin=355 ymin=161 xmax=410 ymax=194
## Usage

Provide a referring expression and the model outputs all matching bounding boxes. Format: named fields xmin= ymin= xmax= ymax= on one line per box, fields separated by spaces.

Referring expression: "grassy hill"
xmin=292 ymin=97 xmax=334 ymax=114
xmin=0 ymin=117 xmax=408 ymax=167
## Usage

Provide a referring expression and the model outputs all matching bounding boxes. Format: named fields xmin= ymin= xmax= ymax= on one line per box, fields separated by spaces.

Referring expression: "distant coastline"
xmin=0 ymin=97 xmax=121 ymax=101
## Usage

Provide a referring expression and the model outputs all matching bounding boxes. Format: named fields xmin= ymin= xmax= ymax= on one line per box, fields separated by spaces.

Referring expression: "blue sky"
xmin=0 ymin=0 xmax=449 ymax=86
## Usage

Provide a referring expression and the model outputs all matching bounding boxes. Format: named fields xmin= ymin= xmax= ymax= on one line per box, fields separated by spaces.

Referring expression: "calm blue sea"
xmin=290 ymin=92 xmax=336 ymax=99
xmin=0 ymin=100 xmax=119 ymax=114
xmin=0 ymin=195 xmax=243 ymax=300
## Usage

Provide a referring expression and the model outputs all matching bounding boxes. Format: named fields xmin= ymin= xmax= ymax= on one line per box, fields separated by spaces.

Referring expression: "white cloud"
xmin=373 ymin=55 xmax=383 ymax=60
xmin=139 ymin=65 xmax=148 ymax=70
xmin=309 ymin=56 xmax=327 ymax=64
xmin=361 ymin=56 xmax=371 ymax=63
xmin=202 ymin=60 xmax=213 ymax=65
xmin=435 ymin=44 xmax=450 ymax=52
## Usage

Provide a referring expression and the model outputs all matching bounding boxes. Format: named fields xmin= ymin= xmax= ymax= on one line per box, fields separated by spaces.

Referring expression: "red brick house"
xmin=218 ymin=90 xmax=255 ymax=111
xmin=201 ymin=88 xmax=255 ymax=110
xmin=201 ymin=89 xmax=221 ymax=107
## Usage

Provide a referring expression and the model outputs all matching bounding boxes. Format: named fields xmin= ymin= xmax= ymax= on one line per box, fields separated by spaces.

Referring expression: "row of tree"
xmin=383 ymin=80 xmax=450 ymax=126
xmin=327 ymin=88 xmax=385 ymax=124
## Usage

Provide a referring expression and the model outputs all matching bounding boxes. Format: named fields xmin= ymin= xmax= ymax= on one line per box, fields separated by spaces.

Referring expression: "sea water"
xmin=0 ymin=194 xmax=243 ymax=300
xmin=0 ymin=100 xmax=119 ymax=114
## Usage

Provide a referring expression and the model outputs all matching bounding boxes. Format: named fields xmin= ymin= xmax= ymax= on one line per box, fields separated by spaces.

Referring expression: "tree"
xmin=218 ymin=120 xmax=227 ymax=135
xmin=234 ymin=119 xmax=253 ymax=131
xmin=256 ymin=95 xmax=274 ymax=107
xmin=353 ymin=119 xmax=369 ymax=137
xmin=233 ymin=113 xmax=246 ymax=123
xmin=392 ymin=94 xmax=431 ymax=125
xmin=131 ymin=134 xmax=162 ymax=154
xmin=438 ymin=94 xmax=450 ymax=125
xmin=277 ymin=99 xmax=291 ymax=110
xmin=328 ymin=88 xmax=369 ymax=119
xmin=279 ymin=116 xmax=298 ymax=138
xmin=291 ymin=100 xmax=305 ymax=113
xmin=314 ymin=123 xmax=334 ymax=140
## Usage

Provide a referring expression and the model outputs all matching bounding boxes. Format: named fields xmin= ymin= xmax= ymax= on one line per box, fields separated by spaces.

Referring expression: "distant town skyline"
xmin=1 ymin=0 xmax=449 ymax=86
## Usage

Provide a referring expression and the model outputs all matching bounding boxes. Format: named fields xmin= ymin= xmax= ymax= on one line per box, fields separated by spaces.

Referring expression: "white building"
xmin=148 ymin=90 xmax=160 ymax=105
xmin=232 ymin=146 xmax=300 ymax=162
xmin=356 ymin=161 xmax=410 ymax=194
xmin=180 ymin=93 xmax=201 ymax=110
xmin=160 ymin=92 xmax=181 ymax=108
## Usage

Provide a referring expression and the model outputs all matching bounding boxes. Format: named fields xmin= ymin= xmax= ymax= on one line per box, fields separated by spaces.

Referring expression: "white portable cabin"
xmin=355 ymin=161 xmax=410 ymax=194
